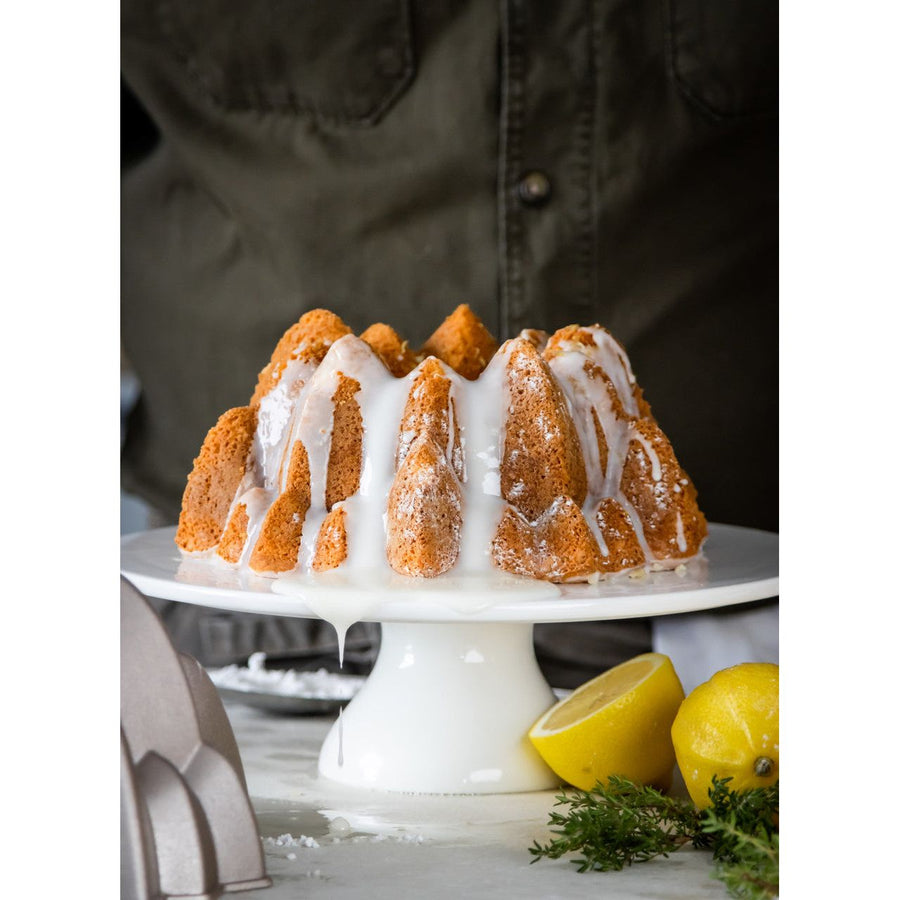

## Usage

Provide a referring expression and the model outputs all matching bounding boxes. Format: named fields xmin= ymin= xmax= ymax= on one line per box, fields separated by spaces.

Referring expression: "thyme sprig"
xmin=528 ymin=776 xmax=705 ymax=871
xmin=529 ymin=776 xmax=778 ymax=900
xmin=703 ymin=778 xmax=779 ymax=898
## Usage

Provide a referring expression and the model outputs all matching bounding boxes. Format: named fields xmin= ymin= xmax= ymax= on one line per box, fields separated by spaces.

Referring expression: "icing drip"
xmin=546 ymin=353 xmax=605 ymax=499
xmin=255 ymin=357 xmax=316 ymax=489
xmin=630 ymin=426 xmax=662 ymax=482
xmin=235 ymin=487 xmax=272 ymax=567
xmin=211 ymin=358 xmax=317 ymax=568
xmin=453 ymin=347 xmax=509 ymax=572
xmin=289 ymin=337 xmax=402 ymax=570
xmin=675 ymin=510 xmax=687 ymax=553
xmin=547 ymin=337 xmax=665 ymax=570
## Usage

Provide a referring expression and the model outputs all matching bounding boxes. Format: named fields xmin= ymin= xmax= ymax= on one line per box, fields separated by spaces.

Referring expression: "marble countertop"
xmin=224 ymin=698 xmax=730 ymax=899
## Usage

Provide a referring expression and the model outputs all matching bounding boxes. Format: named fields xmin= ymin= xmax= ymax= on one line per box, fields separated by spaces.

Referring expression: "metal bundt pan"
xmin=120 ymin=576 xmax=271 ymax=899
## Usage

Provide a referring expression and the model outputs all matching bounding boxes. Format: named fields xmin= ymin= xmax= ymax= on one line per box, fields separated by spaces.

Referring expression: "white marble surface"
xmin=223 ymin=699 xmax=731 ymax=899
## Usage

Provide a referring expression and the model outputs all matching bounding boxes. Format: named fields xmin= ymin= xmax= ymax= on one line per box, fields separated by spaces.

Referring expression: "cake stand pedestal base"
xmin=318 ymin=622 xmax=560 ymax=794
xmin=122 ymin=524 xmax=779 ymax=796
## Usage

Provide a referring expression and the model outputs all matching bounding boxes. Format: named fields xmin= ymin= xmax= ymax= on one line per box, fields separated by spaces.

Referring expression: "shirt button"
xmin=517 ymin=171 xmax=551 ymax=206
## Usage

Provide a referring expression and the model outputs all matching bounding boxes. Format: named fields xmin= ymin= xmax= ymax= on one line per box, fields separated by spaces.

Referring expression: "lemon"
xmin=671 ymin=662 xmax=779 ymax=808
xmin=528 ymin=652 xmax=685 ymax=791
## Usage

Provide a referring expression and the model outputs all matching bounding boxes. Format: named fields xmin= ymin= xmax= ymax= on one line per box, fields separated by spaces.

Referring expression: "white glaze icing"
xmin=189 ymin=324 xmax=702 ymax=583
xmin=453 ymin=346 xmax=509 ymax=572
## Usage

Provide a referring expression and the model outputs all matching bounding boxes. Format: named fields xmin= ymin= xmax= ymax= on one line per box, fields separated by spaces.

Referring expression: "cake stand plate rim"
xmin=120 ymin=523 xmax=778 ymax=624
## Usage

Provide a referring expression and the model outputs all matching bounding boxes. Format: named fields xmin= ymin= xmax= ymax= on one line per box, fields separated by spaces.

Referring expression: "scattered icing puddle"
xmin=206 ymin=652 xmax=365 ymax=700
xmin=261 ymin=817 xmax=429 ymax=857
xmin=262 ymin=827 xmax=425 ymax=853
xmin=264 ymin=833 xmax=321 ymax=850
xmin=321 ymin=813 xmax=427 ymax=844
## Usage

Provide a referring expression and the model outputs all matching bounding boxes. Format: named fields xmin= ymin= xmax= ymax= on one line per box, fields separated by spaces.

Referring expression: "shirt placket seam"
xmin=499 ymin=0 xmax=525 ymax=340
xmin=580 ymin=0 xmax=600 ymax=314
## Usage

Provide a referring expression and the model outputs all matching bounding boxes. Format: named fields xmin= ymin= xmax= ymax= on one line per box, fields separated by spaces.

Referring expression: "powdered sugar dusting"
xmin=207 ymin=652 xmax=364 ymax=699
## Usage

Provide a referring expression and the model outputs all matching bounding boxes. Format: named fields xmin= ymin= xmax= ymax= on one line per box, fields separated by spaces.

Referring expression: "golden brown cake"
xmin=176 ymin=305 xmax=707 ymax=582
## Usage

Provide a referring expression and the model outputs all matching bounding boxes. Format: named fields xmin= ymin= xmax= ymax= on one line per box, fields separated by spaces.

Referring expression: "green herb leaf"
xmin=702 ymin=777 xmax=779 ymax=898
xmin=529 ymin=776 xmax=778 ymax=900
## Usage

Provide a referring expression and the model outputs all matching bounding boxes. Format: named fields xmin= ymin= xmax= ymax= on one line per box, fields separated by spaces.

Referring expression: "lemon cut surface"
xmin=528 ymin=652 xmax=685 ymax=791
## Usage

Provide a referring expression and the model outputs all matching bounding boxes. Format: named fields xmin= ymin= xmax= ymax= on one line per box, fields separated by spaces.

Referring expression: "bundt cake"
xmin=175 ymin=305 xmax=707 ymax=582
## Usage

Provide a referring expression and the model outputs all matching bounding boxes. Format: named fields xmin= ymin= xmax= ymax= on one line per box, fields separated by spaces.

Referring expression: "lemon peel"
xmin=671 ymin=662 xmax=779 ymax=808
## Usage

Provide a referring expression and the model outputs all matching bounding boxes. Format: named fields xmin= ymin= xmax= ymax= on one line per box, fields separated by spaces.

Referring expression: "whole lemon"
xmin=671 ymin=662 xmax=779 ymax=808
xmin=529 ymin=652 xmax=685 ymax=791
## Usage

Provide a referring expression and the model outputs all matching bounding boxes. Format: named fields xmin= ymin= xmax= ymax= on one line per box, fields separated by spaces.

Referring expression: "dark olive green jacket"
xmin=122 ymin=0 xmax=777 ymax=534
xmin=122 ymin=1 xmax=776 ymax=678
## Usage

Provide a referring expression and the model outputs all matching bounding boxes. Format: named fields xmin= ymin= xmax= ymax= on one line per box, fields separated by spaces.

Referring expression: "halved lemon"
xmin=528 ymin=652 xmax=685 ymax=791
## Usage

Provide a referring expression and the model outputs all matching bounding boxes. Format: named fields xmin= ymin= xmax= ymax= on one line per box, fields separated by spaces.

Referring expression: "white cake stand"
xmin=121 ymin=523 xmax=778 ymax=795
